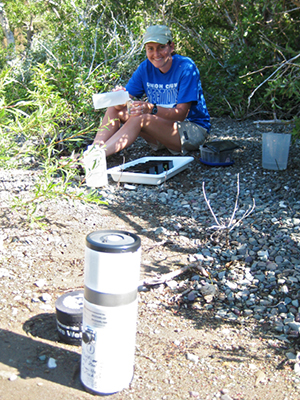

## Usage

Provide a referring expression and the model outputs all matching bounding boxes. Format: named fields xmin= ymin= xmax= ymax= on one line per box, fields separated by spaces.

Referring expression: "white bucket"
xmin=92 ymin=91 xmax=130 ymax=110
xmin=81 ymin=230 xmax=141 ymax=395
xmin=83 ymin=145 xmax=108 ymax=187
xmin=262 ymin=132 xmax=291 ymax=170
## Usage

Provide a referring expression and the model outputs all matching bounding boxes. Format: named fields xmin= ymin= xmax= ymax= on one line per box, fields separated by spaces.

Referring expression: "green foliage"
xmin=292 ymin=117 xmax=300 ymax=140
xmin=0 ymin=61 xmax=106 ymax=226
xmin=2 ymin=0 xmax=300 ymax=123
xmin=168 ymin=0 xmax=300 ymax=119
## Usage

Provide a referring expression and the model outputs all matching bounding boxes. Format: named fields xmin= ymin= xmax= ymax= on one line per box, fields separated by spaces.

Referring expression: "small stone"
xmin=31 ymin=296 xmax=40 ymax=303
xmin=286 ymin=352 xmax=296 ymax=361
xmin=295 ymin=363 xmax=300 ymax=374
xmin=257 ymin=250 xmax=269 ymax=261
xmin=189 ymin=390 xmax=200 ymax=398
xmin=0 ymin=268 xmax=10 ymax=278
xmin=292 ymin=300 xmax=299 ymax=308
xmin=154 ymin=227 xmax=167 ymax=236
xmin=200 ymin=284 xmax=218 ymax=298
xmin=123 ymin=183 xmax=136 ymax=190
xmin=255 ymin=370 xmax=266 ymax=386
xmin=187 ymin=292 xmax=196 ymax=301
xmin=288 ymin=322 xmax=300 ymax=332
xmin=166 ymin=280 xmax=178 ymax=290
xmin=284 ymin=297 xmax=292 ymax=305
xmin=186 ymin=353 xmax=199 ymax=364
xmin=221 ymin=395 xmax=233 ymax=400
xmin=280 ymin=285 xmax=289 ymax=294
xmin=278 ymin=304 xmax=288 ymax=314
xmin=34 ymin=279 xmax=46 ymax=288
xmin=41 ymin=293 xmax=52 ymax=303
xmin=9 ymin=374 xmax=18 ymax=381
xmin=47 ymin=358 xmax=57 ymax=369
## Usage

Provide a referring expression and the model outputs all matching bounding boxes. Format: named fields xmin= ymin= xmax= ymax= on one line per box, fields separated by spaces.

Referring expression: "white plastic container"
xmin=92 ymin=91 xmax=130 ymax=109
xmin=83 ymin=145 xmax=108 ymax=187
xmin=81 ymin=230 xmax=141 ymax=395
xmin=262 ymin=132 xmax=291 ymax=170
xmin=107 ymin=156 xmax=194 ymax=185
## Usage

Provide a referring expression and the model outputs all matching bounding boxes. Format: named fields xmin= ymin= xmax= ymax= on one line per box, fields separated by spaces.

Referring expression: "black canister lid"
xmin=86 ymin=230 xmax=141 ymax=253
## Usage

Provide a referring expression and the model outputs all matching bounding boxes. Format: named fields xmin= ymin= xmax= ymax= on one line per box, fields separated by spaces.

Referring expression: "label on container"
xmin=81 ymin=299 xmax=137 ymax=394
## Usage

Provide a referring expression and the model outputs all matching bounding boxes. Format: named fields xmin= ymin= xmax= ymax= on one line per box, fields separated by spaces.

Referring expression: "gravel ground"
xmin=1 ymin=117 xmax=300 ymax=400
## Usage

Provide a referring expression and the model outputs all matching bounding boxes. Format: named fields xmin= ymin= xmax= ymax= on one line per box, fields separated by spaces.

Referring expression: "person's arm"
xmin=142 ymin=101 xmax=192 ymax=121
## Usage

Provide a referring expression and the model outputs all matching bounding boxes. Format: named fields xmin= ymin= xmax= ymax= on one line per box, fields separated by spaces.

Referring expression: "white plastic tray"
xmin=107 ymin=156 xmax=194 ymax=185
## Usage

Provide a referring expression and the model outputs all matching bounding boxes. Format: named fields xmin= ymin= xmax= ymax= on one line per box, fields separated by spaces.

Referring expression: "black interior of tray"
xmin=121 ymin=160 xmax=174 ymax=174
xmin=204 ymin=140 xmax=239 ymax=153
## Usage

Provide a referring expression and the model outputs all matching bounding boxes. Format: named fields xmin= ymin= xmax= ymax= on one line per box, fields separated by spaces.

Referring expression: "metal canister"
xmin=81 ymin=230 xmax=141 ymax=395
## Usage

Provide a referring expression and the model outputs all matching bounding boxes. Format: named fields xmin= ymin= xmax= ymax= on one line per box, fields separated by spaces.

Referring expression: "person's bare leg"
xmin=101 ymin=116 xmax=144 ymax=156
xmin=93 ymin=106 xmax=128 ymax=145
xmin=103 ymin=114 xmax=181 ymax=157
xmin=139 ymin=116 xmax=181 ymax=151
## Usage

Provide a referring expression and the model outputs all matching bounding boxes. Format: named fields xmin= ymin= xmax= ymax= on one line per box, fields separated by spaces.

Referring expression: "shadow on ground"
xmin=0 ymin=322 xmax=82 ymax=391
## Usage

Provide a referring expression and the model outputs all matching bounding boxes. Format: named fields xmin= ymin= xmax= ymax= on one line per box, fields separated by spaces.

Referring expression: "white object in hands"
xmin=92 ymin=91 xmax=130 ymax=110
xmin=83 ymin=145 xmax=108 ymax=187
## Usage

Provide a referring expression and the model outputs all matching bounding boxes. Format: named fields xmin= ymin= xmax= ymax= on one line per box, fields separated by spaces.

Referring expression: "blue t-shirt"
xmin=125 ymin=54 xmax=210 ymax=132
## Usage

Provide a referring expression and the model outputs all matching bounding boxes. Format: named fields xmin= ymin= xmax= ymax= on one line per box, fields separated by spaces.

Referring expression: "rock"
xmin=186 ymin=353 xmax=199 ymax=364
xmin=199 ymin=284 xmax=218 ymax=298
xmin=257 ymin=250 xmax=269 ymax=261
xmin=187 ymin=291 xmax=197 ymax=301
xmin=41 ymin=293 xmax=52 ymax=303
xmin=288 ymin=322 xmax=300 ymax=332
xmin=47 ymin=358 xmax=57 ymax=369
xmin=0 ymin=268 xmax=10 ymax=278
xmin=34 ymin=279 xmax=46 ymax=288
xmin=166 ymin=280 xmax=178 ymax=290
xmin=221 ymin=395 xmax=233 ymax=400
xmin=255 ymin=370 xmax=266 ymax=386
xmin=189 ymin=391 xmax=200 ymax=398
xmin=286 ymin=352 xmax=296 ymax=361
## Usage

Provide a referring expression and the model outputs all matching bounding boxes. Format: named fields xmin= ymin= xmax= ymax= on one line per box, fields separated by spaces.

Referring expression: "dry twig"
xmin=247 ymin=53 xmax=300 ymax=108
xmin=139 ymin=262 xmax=209 ymax=287
xmin=202 ymin=173 xmax=255 ymax=235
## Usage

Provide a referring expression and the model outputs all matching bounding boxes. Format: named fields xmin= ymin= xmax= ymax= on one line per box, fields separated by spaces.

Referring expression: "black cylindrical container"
xmin=55 ymin=290 xmax=84 ymax=345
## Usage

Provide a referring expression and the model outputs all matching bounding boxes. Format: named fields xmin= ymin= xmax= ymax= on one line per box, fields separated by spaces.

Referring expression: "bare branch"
xmin=247 ymin=53 xmax=300 ymax=108
xmin=87 ymin=13 xmax=105 ymax=79
xmin=228 ymin=198 xmax=256 ymax=232
xmin=139 ymin=262 xmax=210 ymax=287
xmin=0 ymin=3 xmax=15 ymax=47
xmin=228 ymin=173 xmax=240 ymax=227
xmin=202 ymin=181 xmax=221 ymax=227
xmin=203 ymin=174 xmax=256 ymax=235
xmin=253 ymin=119 xmax=294 ymax=125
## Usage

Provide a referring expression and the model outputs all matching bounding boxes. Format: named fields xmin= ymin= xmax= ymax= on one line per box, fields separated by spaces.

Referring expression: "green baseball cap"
xmin=143 ymin=25 xmax=173 ymax=45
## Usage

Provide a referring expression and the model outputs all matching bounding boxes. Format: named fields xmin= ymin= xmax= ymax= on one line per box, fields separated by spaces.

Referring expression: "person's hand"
xmin=112 ymin=85 xmax=126 ymax=92
xmin=127 ymin=101 xmax=152 ymax=116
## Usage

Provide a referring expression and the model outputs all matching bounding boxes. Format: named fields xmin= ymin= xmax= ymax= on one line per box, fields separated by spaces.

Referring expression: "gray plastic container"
xmin=262 ymin=132 xmax=291 ymax=170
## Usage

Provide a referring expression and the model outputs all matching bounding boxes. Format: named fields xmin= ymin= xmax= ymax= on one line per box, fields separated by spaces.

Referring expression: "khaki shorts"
xmin=148 ymin=121 xmax=208 ymax=155
xmin=177 ymin=121 xmax=208 ymax=155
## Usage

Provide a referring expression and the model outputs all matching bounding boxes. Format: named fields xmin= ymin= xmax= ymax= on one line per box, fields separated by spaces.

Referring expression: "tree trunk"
xmin=0 ymin=3 xmax=15 ymax=47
